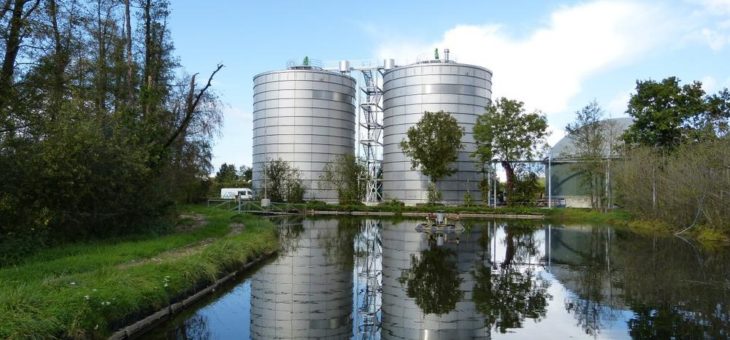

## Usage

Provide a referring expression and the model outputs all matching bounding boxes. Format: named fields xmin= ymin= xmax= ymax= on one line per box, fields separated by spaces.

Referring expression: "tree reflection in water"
xmin=398 ymin=238 xmax=463 ymax=316
xmin=472 ymin=223 xmax=551 ymax=333
xmin=273 ymin=216 xmax=304 ymax=254
xmin=561 ymin=228 xmax=621 ymax=336
xmin=616 ymin=233 xmax=730 ymax=339
xmin=168 ymin=314 xmax=211 ymax=340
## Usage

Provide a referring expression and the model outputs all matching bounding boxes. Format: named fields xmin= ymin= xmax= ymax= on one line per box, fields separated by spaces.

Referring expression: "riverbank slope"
xmin=0 ymin=206 xmax=278 ymax=339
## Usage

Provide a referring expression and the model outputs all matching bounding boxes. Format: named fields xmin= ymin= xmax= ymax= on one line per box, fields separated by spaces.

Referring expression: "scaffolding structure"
xmin=330 ymin=60 xmax=386 ymax=204
xmin=357 ymin=67 xmax=384 ymax=203
xmin=354 ymin=219 xmax=383 ymax=339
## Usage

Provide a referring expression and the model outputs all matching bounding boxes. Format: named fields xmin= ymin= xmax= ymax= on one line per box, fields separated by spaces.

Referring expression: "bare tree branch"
xmin=163 ymin=63 xmax=223 ymax=148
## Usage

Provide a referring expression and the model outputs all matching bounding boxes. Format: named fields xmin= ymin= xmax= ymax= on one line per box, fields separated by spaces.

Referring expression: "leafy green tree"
xmin=215 ymin=163 xmax=238 ymax=183
xmin=0 ymin=0 xmax=223 ymax=260
xmin=263 ymin=158 xmax=305 ymax=202
xmin=622 ymin=77 xmax=730 ymax=149
xmin=622 ymin=77 xmax=702 ymax=149
xmin=510 ymin=164 xmax=544 ymax=206
xmin=319 ymin=154 xmax=367 ymax=204
xmin=399 ymin=110 xmax=464 ymax=203
xmin=238 ymin=165 xmax=253 ymax=183
xmin=473 ymin=98 xmax=548 ymax=205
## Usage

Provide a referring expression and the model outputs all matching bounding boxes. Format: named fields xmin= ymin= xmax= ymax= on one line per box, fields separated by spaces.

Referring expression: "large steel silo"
xmin=382 ymin=60 xmax=492 ymax=205
xmin=252 ymin=66 xmax=357 ymax=202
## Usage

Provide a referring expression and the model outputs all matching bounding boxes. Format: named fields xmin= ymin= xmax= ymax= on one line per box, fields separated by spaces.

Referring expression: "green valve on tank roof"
xmin=303 ymin=56 xmax=309 ymax=66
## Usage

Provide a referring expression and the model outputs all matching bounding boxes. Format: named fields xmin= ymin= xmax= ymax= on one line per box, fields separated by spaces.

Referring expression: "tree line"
xmin=615 ymin=77 xmax=729 ymax=233
xmin=398 ymin=75 xmax=729 ymax=236
xmin=0 ymin=0 xmax=222 ymax=263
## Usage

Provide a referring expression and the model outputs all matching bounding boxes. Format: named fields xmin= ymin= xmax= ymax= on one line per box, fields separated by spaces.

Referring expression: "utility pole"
xmin=548 ymin=151 xmax=552 ymax=209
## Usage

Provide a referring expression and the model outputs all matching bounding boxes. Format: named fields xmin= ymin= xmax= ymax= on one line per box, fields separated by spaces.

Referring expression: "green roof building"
xmin=548 ymin=118 xmax=632 ymax=208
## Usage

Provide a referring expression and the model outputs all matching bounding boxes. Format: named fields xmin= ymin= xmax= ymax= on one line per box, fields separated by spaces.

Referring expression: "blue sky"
xmin=168 ymin=0 xmax=730 ymax=173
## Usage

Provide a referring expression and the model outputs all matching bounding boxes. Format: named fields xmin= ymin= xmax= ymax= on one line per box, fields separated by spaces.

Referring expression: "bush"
xmin=615 ymin=139 xmax=730 ymax=234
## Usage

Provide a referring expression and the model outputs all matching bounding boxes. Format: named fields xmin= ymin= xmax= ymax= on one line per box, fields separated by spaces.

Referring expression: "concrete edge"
xmin=108 ymin=250 xmax=278 ymax=340
xmin=310 ymin=210 xmax=544 ymax=219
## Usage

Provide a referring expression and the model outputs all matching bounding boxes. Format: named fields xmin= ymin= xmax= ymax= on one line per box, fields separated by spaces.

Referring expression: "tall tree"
xmin=399 ymin=110 xmax=464 ymax=203
xmin=564 ymin=101 xmax=618 ymax=210
xmin=215 ymin=163 xmax=238 ymax=183
xmin=622 ymin=77 xmax=707 ymax=149
xmin=238 ymin=165 xmax=252 ymax=183
xmin=473 ymin=98 xmax=548 ymax=205
xmin=0 ymin=0 xmax=41 ymax=124
xmin=0 ymin=0 xmax=224 ymax=258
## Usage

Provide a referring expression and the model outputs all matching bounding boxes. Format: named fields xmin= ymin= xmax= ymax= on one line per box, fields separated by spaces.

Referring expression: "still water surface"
xmin=146 ymin=217 xmax=730 ymax=339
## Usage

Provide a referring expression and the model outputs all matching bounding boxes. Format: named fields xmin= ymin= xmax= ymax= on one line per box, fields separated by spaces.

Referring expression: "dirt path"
xmin=118 ymin=214 xmax=249 ymax=269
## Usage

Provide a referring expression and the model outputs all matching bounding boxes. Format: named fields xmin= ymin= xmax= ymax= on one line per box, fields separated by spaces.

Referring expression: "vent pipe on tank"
xmin=444 ymin=48 xmax=450 ymax=62
xmin=339 ymin=60 xmax=350 ymax=73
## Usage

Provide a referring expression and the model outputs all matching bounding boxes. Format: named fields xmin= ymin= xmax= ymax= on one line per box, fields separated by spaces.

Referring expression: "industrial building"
xmin=252 ymin=66 xmax=357 ymax=202
xmin=382 ymin=56 xmax=493 ymax=204
xmin=252 ymin=51 xmax=492 ymax=205
xmin=548 ymin=117 xmax=632 ymax=208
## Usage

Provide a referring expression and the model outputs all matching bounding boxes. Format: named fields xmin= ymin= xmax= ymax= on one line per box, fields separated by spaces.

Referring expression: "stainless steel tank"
xmin=382 ymin=61 xmax=492 ymax=205
xmin=252 ymin=67 xmax=357 ymax=202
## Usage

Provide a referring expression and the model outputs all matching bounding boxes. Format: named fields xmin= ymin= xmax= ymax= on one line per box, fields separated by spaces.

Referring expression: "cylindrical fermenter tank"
xmin=382 ymin=61 xmax=492 ymax=205
xmin=252 ymin=67 xmax=356 ymax=202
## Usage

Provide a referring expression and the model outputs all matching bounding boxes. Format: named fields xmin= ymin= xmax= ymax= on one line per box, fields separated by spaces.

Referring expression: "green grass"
xmin=544 ymin=208 xmax=633 ymax=225
xmin=0 ymin=205 xmax=279 ymax=339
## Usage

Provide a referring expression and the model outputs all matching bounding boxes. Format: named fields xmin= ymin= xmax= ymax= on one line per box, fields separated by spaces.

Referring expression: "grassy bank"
xmin=0 ymin=206 xmax=278 ymax=339
xmin=544 ymin=208 xmax=632 ymax=225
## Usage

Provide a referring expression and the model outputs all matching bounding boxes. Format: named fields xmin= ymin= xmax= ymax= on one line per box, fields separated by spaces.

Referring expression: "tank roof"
xmin=385 ymin=59 xmax=493 ymax=76
xmin=550 ymin=117 xmax=633 ymax=160
xmin=252 ymin=67 xmax=355 ymax=82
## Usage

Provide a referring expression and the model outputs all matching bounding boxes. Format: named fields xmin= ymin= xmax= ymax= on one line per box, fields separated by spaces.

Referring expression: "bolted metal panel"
xmin=381 ymin=62 xmax=493 ymax=205
xmin=252 ymin=69 xmax=357 ymax=202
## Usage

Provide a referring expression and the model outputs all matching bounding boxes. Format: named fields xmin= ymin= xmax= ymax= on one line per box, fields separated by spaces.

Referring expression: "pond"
xmin=145 ymin=217 xmax=730 ymax=339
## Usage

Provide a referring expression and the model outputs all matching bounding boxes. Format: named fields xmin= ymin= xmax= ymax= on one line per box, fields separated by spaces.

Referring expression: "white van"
xmin=220 ymin=188 xmax=253 ymax=200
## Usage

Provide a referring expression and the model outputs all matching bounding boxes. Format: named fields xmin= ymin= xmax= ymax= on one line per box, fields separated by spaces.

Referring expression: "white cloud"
xmin=607 ymin=90 xmax=633 ymax=116
xmin=701 ymin=27 xmax=730 ymax=50
xmin=693 ymin=0 xmax=730 ymax=14
xmin=687 ymin=0 xmax=730 ymax=50
xmin=376 ymin=1 xmax=675 ymax=117
xmin=701 ymin=75 xmax=718 ymax=92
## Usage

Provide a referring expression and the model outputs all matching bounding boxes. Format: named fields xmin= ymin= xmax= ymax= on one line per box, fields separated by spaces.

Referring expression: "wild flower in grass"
xmin=69 ymin=281 xmax=76 ymax=286
xmin=84 ymin=295 xmax=90 ymax=301
xmin=163 ymin=275 xmax=171 ymax=288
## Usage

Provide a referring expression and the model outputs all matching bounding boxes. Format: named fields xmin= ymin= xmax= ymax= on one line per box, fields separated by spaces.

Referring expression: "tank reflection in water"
xmin=146 ymin=218 xmax=730 ymax=339
xmin=250 ymin=217 xmax=355 ymax=339
xmin=381 ymin=220 xmax=491 ymax=339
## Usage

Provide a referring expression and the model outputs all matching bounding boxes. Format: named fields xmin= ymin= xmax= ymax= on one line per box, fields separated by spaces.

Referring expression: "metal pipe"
xmin=548 ymin=151 xmax=552 ymax=208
